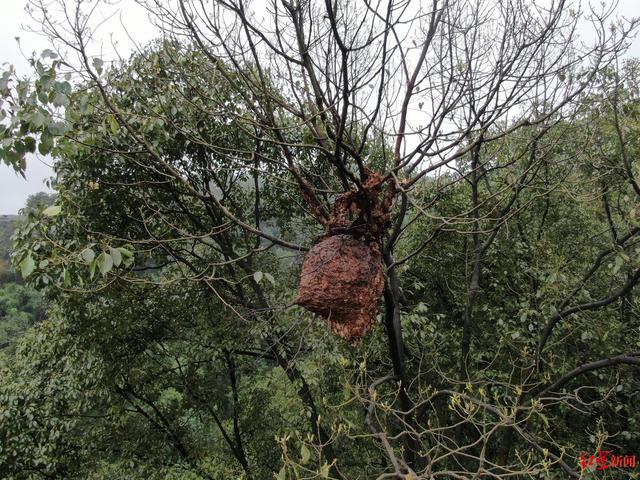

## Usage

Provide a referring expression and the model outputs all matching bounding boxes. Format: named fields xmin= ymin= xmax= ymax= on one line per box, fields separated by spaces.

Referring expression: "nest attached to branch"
xmin=294 ymin=170 xmax=391 ymax=344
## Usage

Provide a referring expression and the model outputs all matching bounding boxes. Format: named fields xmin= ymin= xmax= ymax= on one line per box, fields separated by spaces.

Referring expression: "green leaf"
xmin=19 ymin=255 xmax=35 ymax=279
xmin=319 ymin=464 xmax=330 ymax=478
xmin=78 ymin=94 xmax=89 ymax=113
xmin=47 ymin=120 xmax=70 ymax=135
xmin=38 ymin=132 xmax=53 ymax=155
xmin=253 ymin=271 xmax=263 ymax=283
xmin=109 ymin=246 xmax=122 ymax=267
xmin=80 ymin=247 xmax=95 ymax=263
xmin=92 ymin=57 xmax=104 ymax=74
xmin=539 ymin=412 xmax=550 ymax=429
xmin=276 ymin=467 xmax=286 ymax=480
xmin=52 ymin=92 xmax=68 ymax=107
xmin=117 ymin=246 xmax=134 ymax=267
xmin=107 ymin=114 xmax=120 ymax=134
xmin=38 ymin=91 xmax=49 ymax=104
xmin=612 ymin=255 xmax=624 ymax=275
xmin=23 ymin=136 xmax=36 ymax=153
xmin=264 ymin=272 xmax=275 ymax=285
xmin=31 ymin=111 xmax=46 ymax=127
xmin=42 ymin=205 xmax=61 ymax=216
xmin=300 ymin=444 xmax=310 ymax=464
xmin=40 ymin=49 xmax=57 ymax=59
xmin=96 ymin=252 xmax=113 ymax=276
xmin=117 ymin=246 xmax=133 ymax=258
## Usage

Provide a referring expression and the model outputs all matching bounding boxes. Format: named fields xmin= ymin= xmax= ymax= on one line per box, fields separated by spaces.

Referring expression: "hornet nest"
xmin=294 ymin=170 xmax=392 ymax=344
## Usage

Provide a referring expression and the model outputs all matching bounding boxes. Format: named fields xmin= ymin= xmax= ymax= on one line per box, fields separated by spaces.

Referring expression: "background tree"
xmin=0 ymin=193 xmax=51 ymax=356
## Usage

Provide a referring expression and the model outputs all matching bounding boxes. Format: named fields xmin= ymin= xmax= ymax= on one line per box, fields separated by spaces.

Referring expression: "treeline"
xmin=0 ymin=193 xmax=54 ymax=356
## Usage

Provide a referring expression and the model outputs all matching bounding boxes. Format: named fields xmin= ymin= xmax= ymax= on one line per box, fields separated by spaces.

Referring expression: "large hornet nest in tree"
xmin=294 ymin=170 xmax=392 ymax=344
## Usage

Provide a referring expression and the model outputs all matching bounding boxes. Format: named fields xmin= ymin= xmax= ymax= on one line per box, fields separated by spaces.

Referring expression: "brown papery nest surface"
xmin=294 ymin=171 xmax=390 ymax=344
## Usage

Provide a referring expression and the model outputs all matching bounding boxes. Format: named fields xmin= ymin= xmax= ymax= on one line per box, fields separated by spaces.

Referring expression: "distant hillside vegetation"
xmin=0 ymin=215 xmax=20 ymax=284
xmin=0 ymin=194 xmax=53 ymax=356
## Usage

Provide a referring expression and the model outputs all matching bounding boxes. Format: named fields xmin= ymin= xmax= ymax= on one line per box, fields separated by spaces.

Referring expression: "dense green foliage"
xmin=0 ymin=283 xmax=43 ymax=355
xmin=0 ymin=201 xmax=49 ymax=359
xmin=0 ymin=216 xmax=20 ymax=284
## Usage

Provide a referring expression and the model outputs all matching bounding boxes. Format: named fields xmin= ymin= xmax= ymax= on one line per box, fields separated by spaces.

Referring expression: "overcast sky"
xmin=0 ymin=0 xmax=155 ymax=214
xmin=1 ymin=0 xmax=640 ymax=214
